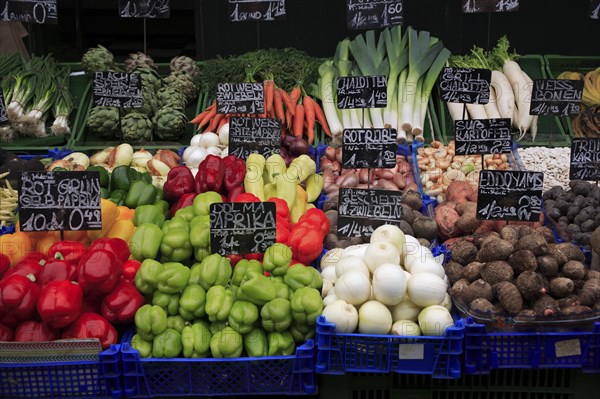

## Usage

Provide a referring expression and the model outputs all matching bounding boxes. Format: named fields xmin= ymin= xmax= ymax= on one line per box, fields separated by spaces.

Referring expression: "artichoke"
xmin=153 ymin=106 xmax=187 ymax=140
xmin=157 ymin=86 xmax=187 ymax=110
xmin=82 ymin=45 xmax=117 ymax=76
xmin=124 ymin=88 xmax=158 ymax=117
xmin=163 ymin=71 xmax=197 ymax=102
xmin=133 ymin=67 xmax=162 ymax=92
xmin=170 ymin=56 xmax=200 ymax=81
xmin=86 ymin=106 xmax=120 ymax=139
xmin=125 ymin=52 xmax=157 ymax=73
xmin=121 ymin=112 xmax=153 ymax=143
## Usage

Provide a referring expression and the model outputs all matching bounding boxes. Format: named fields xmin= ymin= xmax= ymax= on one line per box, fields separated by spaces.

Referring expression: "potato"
xmin=412 ymin=216 xmax=439 ymax=241
xmin=462 ymin=262 xmax=483 ymax=282
xmin=516 ymin=271 xmax=547 ymax=302
xmin=549 ymin=277 xmax=575 ymax=298
xmin=494 ymin=282 xmax=523 ymax=315
xmin=508 ymin=250 xmax=537 ymax=275
xmin=500 ymin=226 xmax=519 ymax=246
xmin=477 ymin=238 xmax=514 ymax=262
xmin=562 ymin=261 xmax=586 ymax=280
xmin=469 ymin=298 xmax=497 ymax=315
xmin=480 ymin=261 xmax=514 ymax=285
xmin=537 ymin=256 xmax=559 ymax=278
xmin=451 ymin=241 xmax=478 ymax=265
xmin=401 ymin=190 xmax=423 ymax=211
xmin=532 ymin=295 xmax=559 ymax=317
xmin=515 ymin=233 xmax=548 ymax=256
xmin=444 ymin=261 xmax=464 ymax=285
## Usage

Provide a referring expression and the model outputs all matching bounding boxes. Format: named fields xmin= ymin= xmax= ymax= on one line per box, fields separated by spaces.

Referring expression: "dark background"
xmin=25 ymin=0 xmax=600 ymax=60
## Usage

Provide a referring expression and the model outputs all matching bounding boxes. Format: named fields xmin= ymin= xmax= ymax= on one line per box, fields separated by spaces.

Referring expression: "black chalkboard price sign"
xmin=216 ymin=83 xmax=264 ymax=115
xmin=342 ymin=128 xmax=398 ymax=169
xmin=347 ymin=0 xmax=403 ymax=30
xmin=462 ymin=0 xmax=519 ymax=13
xmin=119 ymin=0 xmax=170 ymax=18
xmin=476 ymin=170 xmax=544 ymax=222
xmin=229 ymin=117 xmax=281 ymax=160
xmin=570 ymin=138 xmax=600 ymax=181
xmin=0 ymin=0 xmax=58 ymax=24
xmin=455 ymin=118 xmax=512 ymax=156
xmin=229 ymin=0 xmax=286 ymax=22
xmin=18 ymin=171 xmax=102 ymax=232
xmin=591 ymin=0 xmax=600 ymax=19
xmin=93 ymin=72 xmax=143 ymax=108
xmin=210 ymin=202 xmax=276 ymax=255
xmin=530 ymin=79 xmax=584 ymax=116
xmin=0 ymin=89 xmax=8 ymax=126
xmin=337 ymin=76 xmax=388 ymax=109
xmin=439 ymin=67 xmax=491 ymax=104
xmin=337 ymin=188 xmax=403 ymax=238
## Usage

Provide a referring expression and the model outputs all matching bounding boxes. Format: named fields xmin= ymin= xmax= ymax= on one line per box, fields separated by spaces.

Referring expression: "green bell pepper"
xmin=192 ymin=191 xmax=223 ymax=216
xmin=261 ymin=298 xmax=292 ymax=332
xmin=130 ymin=223 xmax=164 ymax=261
xmin=189 ymin=253 xmax=232 ymax=291
xmin=167 ymin=315 xmax=188 ymax=333
xmin=152 ymin=328 xmax=182 ymax=358
xmin=210 ymin=327 xmax=243 ymax=358
xmin=111 ymin=165 xmax=138 ymax=192
xmin=238 ymin=272 xmax=276 ymax=306
xmin=162 ymin=216 xmax=190 ymax=233
xmin=271 ymin=277 xmax=291 ymax=300
xmin=152 ymin=291 xmax=180 ymax=316
xmin=227 ymin=301 xmax=259 ymax=334
xmin=290 ymin=322 xmax=315 ymax=343
xmin=100 ymin=187 xmax=109 ymax=199
xmin=135 ymin=259 xmax=164 ymax=295
xmin=290 ymin=287 xmax=323 ymax=326
xmin=263 ymin=243 xmax=292 ymax=277
xmin=108 ymin=189 xmax=127 ymax=206
xmin=157 ymin=262 xmax=190 ymax=294
xmin=134 ymin=204 xmax=166 ymax=227
xmin=190 ymin=217 xmax=210 ymax=247
xmin=154 ymin=188 xmax=164 ymax=203
xmin=205 ymin=286 xmax=235 ymax=322
xmin=283 ymin=264 xmax=323 ymax=291
xmin=125 ymin=180 xmax=158 ymax=208
xmin=154 ymin=200 xmax=170 ymax=219
xmin=178 ymin=284 xmax=206 ymax=320
xmin=138 ymin=172 xmax=152 ymax=185
xmin=244 ymin=328 xmax=268 ymax=357
xmin=181 ymin=322 xmax=212 ymax=358
xmin=209 ymin=320 xmax=228 ymax=335
xmin=88 ymin=165 xmax=109 ymax=188
xmin=131 ymin=334 xmax=153 ymax=358
xmin=175 ymin=206 xmax=196 ymax=223
xmin=267 ymin=331 xmax=295 ymax=356
xmin=161 ymin=228 xmax=193 ymax=262
xmin=194 ymin=247 xmax=211 ymax=262
xmin=135 ymin=304 xmax=168 ymax=341
xmin=231 ymin=259 xmax=263 ymax=286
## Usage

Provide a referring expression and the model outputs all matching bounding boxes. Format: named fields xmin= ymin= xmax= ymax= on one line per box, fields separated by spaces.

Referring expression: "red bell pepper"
xmin=0 ymin=274 xmax=40 ymax=326
xmin=170 ymin=193 xmax=196 ymax=217
xmin=101 ymin=282 xmax=145 ymax=324
xmin=233 ymin=193 xmax=260 ymax=202
xmin=24 ymin=251 xmax=47 ymax=263
xmin=77 ymin=249 xmax=122 ymax=295
xmin=65 ymin=312 xmax=117 ymax=349
xmin=276 ymin=223 xmax=291 ymax=244
xmin=38 ymin=258 xmax=77 ymax=286
xmin=2 ymin=258 xmax=44 ymax=281
xmin=226 ymin=254 xmax=244 ymax=267
xmin=81 ymin=295 xmax=102 ymax=314
xmin=121 ymin=259 xmax=142 ymax=284
xmin=222 ymin=155 xmax=246 ymax=191
xmin=287 ymin=224 xmax=324 ymax=265
xmin=297 ymin=208 xmax=330 ymax=237
xmin=37 ymin=280 xmax=83 ymax=329
xmin=245 ymin=253 xmax=263 ymax=262
xmin=87 ymin=238 xmax=130 ymax=264
xmin=267 ymin=197 xmax=291 ymax=220
xmin=163 ymin=166 xmax=196 ymax=202
xmin=226 ymin=185 xmax=245 ymax=202
xmin=0 ymin=322 xmax=13 ymax=341
xmin=48 ymin=241 xmax=86 ymax=266
xmin=14 ymin=320 xmax=59 ymax=342
xmin=195 ymin=155 xmax=225 ymax=193
xmin=0 ymin=253 xmax=9 ymax=279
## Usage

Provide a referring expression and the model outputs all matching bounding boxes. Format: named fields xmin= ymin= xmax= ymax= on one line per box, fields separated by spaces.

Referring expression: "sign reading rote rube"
xmin=455 ymin=118 xmax=512 ymax=156
xmin=18 ymin=171 xmax=102 ymax=232
xmin=476 ymin=170 xmax=544 ymax=222
xmin=228 ymin=0 xmax=286 ymax=22
xmin=570 ymin=138 xmax=600 ymax=181
xmin=0 ymin=0 xmax=58 ymax=24
xmin=530 ymin=79 xmax=583 ymax=116
xmin=229 ymin=117 xmax=281 ymax=160
xmin=347 ymin=0 xmax=403 ymax=30
xmin=210 ymin=202 xmax=276 ymax=255
xmin=93 ymin=72 xmax=143 ymax=108
xmin=462 ymin=0 xmax=519 ymax=13
xmin=342 ymin=128 xmax=398 ymax=169
xmin=337 ymin=76 xmax=387 ymax=109
xmin=337 ymin=188 xmax=403 ymax=238
xmin=216 ymin=83 xmax=264 ymax=115
xmin=439 ymin=67 xmax=491 ymax=104
xmin=119 ymin=0 xmax=170 ymax=18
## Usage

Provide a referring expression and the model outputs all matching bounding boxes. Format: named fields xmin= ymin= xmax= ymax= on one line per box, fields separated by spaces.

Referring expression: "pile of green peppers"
xmin=90 ymin=165 xmax=165 ymax=209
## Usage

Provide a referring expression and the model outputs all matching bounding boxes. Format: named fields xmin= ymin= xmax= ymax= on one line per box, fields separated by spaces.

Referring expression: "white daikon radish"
xmin=447 ymin=102 xmax=466 ymax=122
xmin=483 ymin=86 xmax=501 ymax=119
xmin=491 ymin=70 xmax=515 ymax=119
xmin=466 ymin=103 xmax=487 ymax=120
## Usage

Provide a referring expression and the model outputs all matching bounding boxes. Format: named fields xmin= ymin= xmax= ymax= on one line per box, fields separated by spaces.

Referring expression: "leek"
xmin=382 ymin=26 xmax=408 ymax=129
xmin=318 ymin=60 xmax=343 ymax=145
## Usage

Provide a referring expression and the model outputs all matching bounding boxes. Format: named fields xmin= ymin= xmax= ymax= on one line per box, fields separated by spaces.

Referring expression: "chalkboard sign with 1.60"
xmin=439 ymin=67 xmax=491 ymax=104
xmin=476 ymin=170 xmax=544 ymax=222
xmin=229 ymin=117 xmax=281 ymax=160
xmin=530 ymin=79 xmax=583 ymax=116
xmin=342 ymin=128 xmax=397 ymax=169
xmin=0 ymin=0 xmax=58 ymax=24
xmin=337 ymin=188 xmax=403 ymax=238
xmin=216 ymin=83 xmax=264 ymax=115
xmin=229 ymin=0 xmax=286 ymax=22
xmin=337 ymin=76 xmax=387 ymax=109
xmin=462 ymin=0 xmax=519 ymax=13
xmin=93 ymin=72 xmax=143 ymax=108
xmin=210 ymin=202 xmax=276 ymax=255
xmin=119 ymin=0 xmax=170 ymax=18
xmin=455 ymin=118 xmax=512 ymax=156
xmin=570 ymin=138 xmax=600 ymax=181
xmin=347 ymin=0 xmax=403 ymax=30
xmin=0 ymin=89 xmax=8 ymax=126
xmin=18 ymin=171 xmax=102 ymax=232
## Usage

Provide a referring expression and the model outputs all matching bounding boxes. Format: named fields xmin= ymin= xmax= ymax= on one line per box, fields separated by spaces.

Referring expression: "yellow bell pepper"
xmin=0 ymin=232 xmax=33 ymax=267
xmin=36 ymin=231 xmax=61 ymax=256
xmin=88 ymin=198 xmax=119 ymax=241
xmin=305 ymin=173 xmax=324 ymax=203
xmin=116 ymin=206 xmax=135 ymax=221
xmin=290 ymin=186 xmax=308 ymax=224
xmin=106 ymin=219 xmax=136 ymax=242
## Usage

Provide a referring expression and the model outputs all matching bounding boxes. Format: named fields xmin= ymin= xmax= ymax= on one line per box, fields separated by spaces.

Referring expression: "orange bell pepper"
xmin=116 ymin=206 xmax=135 ymax=221
xmin=0 ymin=232 xmax=33 ymax=267
xmin=106 ymin=219 xmax=136 ymax=243
xmin=88 ymin=199 xmax=118 ymax=241
xmin=36 ymin=231 xmax=61 ymax=256
xmin=63 ymin=230 xmax=89 ymax=243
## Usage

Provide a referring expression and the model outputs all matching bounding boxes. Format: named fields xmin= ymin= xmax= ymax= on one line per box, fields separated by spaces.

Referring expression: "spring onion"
xmin=51 ymin=68 xmax=75 ymax=136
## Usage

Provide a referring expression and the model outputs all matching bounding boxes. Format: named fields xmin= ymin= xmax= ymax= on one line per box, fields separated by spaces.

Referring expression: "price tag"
xmin=0 ymin=0 xmax=57 ymax=24
xmin=399 ymin=344 xmax=425 ymax=360
xmin=439 ymin=67 xmax=491 ymax=104
xmin=591 ymin=0 xmax=600 ymax=19
xmin=454 ymin=118 xmax=512 ymax=156
xmin=92 ymin=72 xmax=143 ymax=108
xmin=0 ymin=89 xmax=8 ymax=126
xmin=476 ymin=170 xmax=544 ymax=222
xmin=342 ymin=128 xmax=397 ymax=169
xmin=228 ymin=0 xmax=286 ymax=22
xmin=229 ymin=117 xmax=281 ymax=160
xmin=337 ymin=76 xmax=387 ymax=109
xmin=337 ymin=188 xmax=403 ymax=238
xmin=216 ymin=83 xmax=264 ymax=115
xmin=119 ymin=0 xmax=170 ymax=18
xmin=210 ymin=202 xmax=276 ymax=255
xmin=18 ymin=171 xmax=102 ymax=232
xmin=530 ymin=79 xmax=583 ymax=116
xmin=346 ymin=0 xmax=403 ymax=30
xmin=570 ymin=138 xmax=600 ymax=181
xmin=554 ymin=339 xmax=582 ymax=358
xmin=462 ymin=0 xmax=519 ymax=13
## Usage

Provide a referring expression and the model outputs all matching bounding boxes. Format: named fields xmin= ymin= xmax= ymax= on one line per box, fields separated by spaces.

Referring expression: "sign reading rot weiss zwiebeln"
xmin=229 ymin=117 xmax=281 ymax=160
xmin=228 ymin=0 xmax=286 ymax=22
xmin=439 ymin=67 xmax=491 ymax=104
xmin=346 ymin=0 xmax=403 ymax=30
xmin=337 ymin=188 xmax=403 ymax=238
xmin=0 ymin=0 xmax=58 ymax=24
xmin=462 ymin=0 xmax=519 ymax=13
xmin=118 ymin=0 xmax=170 ymax=18
xmin=570 ymin=138 xmax=600 ymax=181
xmin=216 ymin=82 xmax=264 ymax=115
xmin=18 ymin=171 xmax=102 ymax=232
xmin=530 ymin=79 xmax=583 ymax=116
xmin=342 ymin=128 xmax=398 ymax=169
xmin=210 ymin=202 xmax=276 ymax=255
xmin=92 ymin=72 xmax=143 ymax=108
xmin=476 ymin=170 xmax=544 ymax=222
xmin=454 ymin=118 xmax=512 ymax=156
xmin=336 ymin=75 xmax=387 ymax=109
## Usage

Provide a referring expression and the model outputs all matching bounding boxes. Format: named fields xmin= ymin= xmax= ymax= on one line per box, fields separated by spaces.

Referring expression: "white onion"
xmin=323 ymin=291 xmax=339 ymax=306
xmin=200 ymin=132 xmax=220 ymax=148
xmin=418 ymin=305 xmax=454 ymax=336
xmin=220 ymin=147 xmax=229 ymax=157
xmin=206 ymin=146 xmax=222 ymax=156
xmin=372 ymin=263 xmax=407 ymax=305
xmin=321 ymin=267 xmax=337 ymax=284
xmin=403 ymin=246 xmax=435 ymax=273
xmin=321 ymin=279 xmax=334 ymax=298
xmin=358 ymin=301 xmax=393 ymax=334
xmin=321 ymin=248 xmax=343 ymax=270
xmin=322 ymin=300 xmax=358 ymax=333
xmin=185 ymin=147 xmax=208 ymax=168
xmin=406 ymin=272 xmax=447 ymax=307
xmin=409 ymin=258 xmax=445 ymax=279
xmin=389 ymin=296 xmax=422 ymax=322
xmin=335 ymin=271 xmax=371 ymax=306
xmin=440 ymin=293 xmax=453 ymax=311
xmin=218 ymin=123 xmax=230 ymax=145
xmin=370 ymin=225 xmax=406 ymax=258
xmin=401 ymin=235 xmax=421 ymax=266
xmin=364 ymin=241 xmax=400 ymax=274
xmin=340 ymin=244 xmax=369 ymax=259
xmin=335 ymin=256 xmax=369 ymax=279
xmin=182 ymin=146 xmax=197 ymax=162
xmin=391 ymin=320 xmax=421 ymax=336
xmin=190 ymin=134 xmax=203 ymax=147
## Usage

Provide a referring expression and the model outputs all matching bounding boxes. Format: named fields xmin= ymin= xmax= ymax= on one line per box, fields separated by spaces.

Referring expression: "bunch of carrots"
xmin=190 ymin=80 xmax=331 ymax=144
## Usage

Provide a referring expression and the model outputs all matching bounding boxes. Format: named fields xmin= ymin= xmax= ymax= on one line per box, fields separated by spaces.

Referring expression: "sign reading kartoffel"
xmin=342 ymin=128 xmax=397 ymax=169
xmin=347 ymin=0 xmax=403 ymax=30
xmin=0 ymin=0 xmax=58 ymax=24
xmin=216 ymin=83 xmax=264 ymax=115
xmin=337 ymin=76 xmax=387 ymax=109
xmin=439 ymin=67 xmax=491 ymax=104
xmin=570 ymin=138 xmax=600 ymax=181
xmin=229 ymin=117 xmax=281 ymax=159
xmin=92 ymin=72 xmax=143 ymax=108
xmin=18 ymin=171 xmax=102 ymax=232
xmin=455 ymin=118 xmax=512 ymax=155
xmin=228 ymin=0 xmax=286 ymax=22
xmin=530 ymin=79 xmax=583 ymax=116
xmin=0 ymin=89 xmax=8 ymax=126
xmin=462 ymin=0 xmax=519 ymax=13
xmin=118 ymin=0 xmax=170 ymax=18
xmin=477 ymin=170 xmax=544 ymax=222
xmin=210 ymin=202 xmax=276 ymax=255
xmin=337 ymin=188 xmax=403 ymax=238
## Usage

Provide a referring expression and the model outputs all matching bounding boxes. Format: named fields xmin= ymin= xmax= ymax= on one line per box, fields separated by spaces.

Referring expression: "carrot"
xmin=273 ymin=89 xmax=285 ymax=122
xmin=303 ymin=95 xmax=316 ymax=144
xmin=280 ymin=88 xmax=296 ymax=116
xmin=264 ymin=80 xmax=275 ymax=114
xmin=285 ymin=107 xmax=293 ymax=130
xmin=197 ymin=107 xmax=217 ymax=130
xmin=312 ymin=101 xmax=332 ymax=137
xmin=217 ymin=116 xmax=228 ymax=133
xmin=190 ymin=110 xmax=208 ymax=125
xmin=207 ymin=113 xmax=224 ymax=133
xmin=290 ymin=86 xmax=302 ymax=105
xmin=293 ymin=103 xmax=305 ymax=138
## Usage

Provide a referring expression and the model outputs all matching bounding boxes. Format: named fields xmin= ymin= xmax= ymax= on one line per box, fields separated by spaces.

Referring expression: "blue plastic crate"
xmin=119 ymin=336 xmax=316 ymax=397
xmin=0 ymin=225 xmax=15 ymax=236
xmin=464 ymin=317 xmax=600 ymax=375
xmin=315 ymin=315 xmax=464 ymax=379
xmin=15 ymin=147 xmax=73 ymax=161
